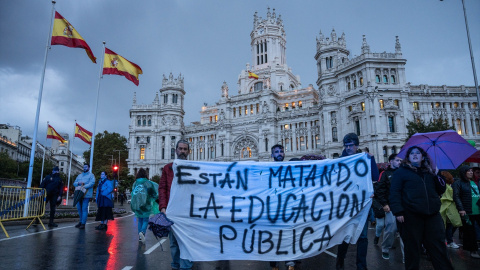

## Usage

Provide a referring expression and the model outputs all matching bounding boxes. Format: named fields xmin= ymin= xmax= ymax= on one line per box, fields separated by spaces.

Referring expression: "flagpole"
xmin=89 ymin=42 xmax=106 ymax=172
xmin=66 ymin=120 xmax=76 ymax=205
xmin=25 ymin=0 xmax=56 ymax=217
xmin=40 ymin=121 xmax=49 ymax=182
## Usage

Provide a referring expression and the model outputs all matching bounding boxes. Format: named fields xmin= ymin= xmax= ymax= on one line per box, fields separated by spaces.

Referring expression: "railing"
xmin=0 ymin=186 xmax=46 ymax=238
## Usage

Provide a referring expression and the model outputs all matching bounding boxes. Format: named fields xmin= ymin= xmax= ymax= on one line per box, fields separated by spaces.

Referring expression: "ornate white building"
xmin=127 ymin=8 xmax=479 ymax=177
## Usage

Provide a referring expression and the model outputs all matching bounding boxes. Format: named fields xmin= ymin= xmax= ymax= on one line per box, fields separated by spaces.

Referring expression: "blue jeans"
xmin=169 ymin=231 xmax=193 ymax=270
xmin=77 ymin=198 xmax=89 ymax=224
xmin=337 ymin=219 xmax=368 ymax=270
xmin=138 ymin=217 xmax=148 ymax=235
xmin=375 ymin=217 xmax=385 ymax=237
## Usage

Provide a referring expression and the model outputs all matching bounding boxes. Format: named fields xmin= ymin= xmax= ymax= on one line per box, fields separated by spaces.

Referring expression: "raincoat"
xmin=131 ymin=178 xmax=160 ymax=218
xmin=440 ymin=184 xmax=462 ymax=227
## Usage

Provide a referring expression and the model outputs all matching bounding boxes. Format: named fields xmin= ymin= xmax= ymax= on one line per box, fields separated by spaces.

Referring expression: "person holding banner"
xmin=73 ymin=164 xmax=95 ymax=229
xmin=390 ymin=146 xmax=454 ymax=269
xmin=336 ymin=133 xmax=378 ymax=270
xmin=159 ymin=139 xmax=193 ymax=270
xmin=268 ymin=144 xmax=295 ymax=270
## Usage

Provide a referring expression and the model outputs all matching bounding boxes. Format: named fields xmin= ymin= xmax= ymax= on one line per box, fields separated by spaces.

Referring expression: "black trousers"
xmin=462 ymin=214 xmax=480 ymax=252
xmin=45 ymin=193 xmax=58 ymax=223
xmin=399 ymin=211 xmax=453 ymax=270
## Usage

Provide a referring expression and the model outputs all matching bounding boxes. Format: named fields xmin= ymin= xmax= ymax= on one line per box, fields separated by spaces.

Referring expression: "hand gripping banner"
xmin=166 ymin=153 xmax=373 ymax=261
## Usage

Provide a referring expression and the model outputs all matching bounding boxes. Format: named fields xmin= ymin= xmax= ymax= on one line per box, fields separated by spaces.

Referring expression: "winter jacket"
xmin=452 ymin=178 xmax=474 ymax=214
xmin=159 ymin=162 xmax=174 ymax=210
xmin=73 ymin=172 xmax=96 ymax=198
xmin=374 ymin=167 xmax=396 ymax=206
xmin=40 ymin=173 xmax=63 ymax=197
xmin=390 ymin=164 xmax=446 ymax=216
xmin=440 ymin=184 xmax=462 ymax=227
xmin=96 ymin=178 xmax=114 ymax=206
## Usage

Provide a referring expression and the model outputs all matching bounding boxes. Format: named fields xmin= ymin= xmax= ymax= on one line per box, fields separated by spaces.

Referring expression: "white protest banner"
xmin=166 ymin=153 xmax=373 ymax=261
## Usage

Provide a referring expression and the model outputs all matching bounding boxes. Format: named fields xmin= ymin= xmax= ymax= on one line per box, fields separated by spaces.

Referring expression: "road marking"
xmin=0 ymin=212 xmax=135 ymax=242
xmin=144 ymin=238 xmax=167 ymax=254
xmin=324 ymin=250 xmax=337 ymax=258
xmin=121 ymin=267 xmax=133 ymax=270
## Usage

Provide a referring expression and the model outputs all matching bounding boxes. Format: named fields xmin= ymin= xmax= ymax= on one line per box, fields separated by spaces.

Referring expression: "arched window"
xmin=456 ymin=119 xmax=462 ymax=135
xmin=347 ymin=82 xmax=351 ymax=90
xmin=163 ymin=94 xmax=168 ymax=104
xmin=375 ymin=75 xmax=380 ymax=83
xmin=353 ymin=80 xmax=357 ymax=88
xmin=383 ymin=75 xmax=388 ymax=83
xmin=390 ymin=75 xmax=396 ymax=84
xmin=360 ymin=77 xmax=364 ymax=86
xmin=254 ymin=82 xmax=263 ymax=91
xmin=332 ymin=127 xmax=338 ymax=142
xmin=143 ymin=119 xmax=146 ymax=126
xmin=137 ymin=119 xmax=141 ymax=126
xmin=148 ymin=119 xmax=151 ymax=126
xmin=241 ymin=147 xmax=251 ymax=159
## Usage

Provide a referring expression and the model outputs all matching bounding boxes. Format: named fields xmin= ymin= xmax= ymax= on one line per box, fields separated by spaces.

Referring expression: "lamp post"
xmin=441 ymin=0 xmax=479 ymax=106
xmin=360 ymin=86 xmax=382 ymax=161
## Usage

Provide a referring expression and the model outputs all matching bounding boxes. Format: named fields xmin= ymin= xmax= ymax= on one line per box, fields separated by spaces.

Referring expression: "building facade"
xmin=127 ymin=8 xmax=479 ymax=176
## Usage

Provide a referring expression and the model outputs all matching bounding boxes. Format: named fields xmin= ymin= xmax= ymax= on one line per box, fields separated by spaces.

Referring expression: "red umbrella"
xmin=397 ymin=130 xmax=477 ymax=169
xmin=465 ymin=150 xmax=480 ymax=163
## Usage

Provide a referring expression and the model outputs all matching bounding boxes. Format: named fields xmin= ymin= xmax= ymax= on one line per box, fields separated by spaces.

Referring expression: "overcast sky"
xmin=1 ymin=0 xmax=479 ymax=156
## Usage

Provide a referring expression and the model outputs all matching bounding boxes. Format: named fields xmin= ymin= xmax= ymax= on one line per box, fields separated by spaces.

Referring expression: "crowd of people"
xmin=37 ymin=131 xmax=480 ymax=270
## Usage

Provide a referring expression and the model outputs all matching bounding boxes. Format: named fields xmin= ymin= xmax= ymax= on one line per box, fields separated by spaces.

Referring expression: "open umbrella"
xmin=73 ymin=186 xmax=86 ymax=207
xmin=465 ymin=150 xmax=480 ymax=163
xmin=397 ymin=130 xmax=477 ymax=170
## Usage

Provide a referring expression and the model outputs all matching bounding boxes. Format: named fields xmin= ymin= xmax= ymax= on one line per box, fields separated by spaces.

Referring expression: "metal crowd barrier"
xmin=0 ymin=186 xmax=46 ymax=238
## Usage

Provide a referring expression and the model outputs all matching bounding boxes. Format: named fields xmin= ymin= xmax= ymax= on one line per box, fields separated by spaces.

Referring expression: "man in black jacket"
xmin=374 ymin=154 xmax=403 ymax=260
xmin=40 ymin=166 xmax=64 ymax=227
xmin=336 ymin=133 xmax=379 ymax=270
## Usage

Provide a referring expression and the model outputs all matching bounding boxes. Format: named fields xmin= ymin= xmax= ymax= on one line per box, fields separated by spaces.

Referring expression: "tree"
xmin=0 ymin=152 xmax=18 ymax=178
xmin=83 ymin=131 xmax=128 ymax=180
xmin=405 ymin=117 xmax=455 ymax=142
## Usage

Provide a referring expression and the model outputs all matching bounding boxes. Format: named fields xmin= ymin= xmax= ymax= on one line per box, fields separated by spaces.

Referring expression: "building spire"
xmin=361 ymin=35 xmax=370 ymax=54
xmin=133 ymin=91 xmax=137 ymax=104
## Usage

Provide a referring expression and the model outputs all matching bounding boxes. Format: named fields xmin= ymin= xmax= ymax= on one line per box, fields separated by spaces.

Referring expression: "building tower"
xmin=237 ymin=8 xmax=301 ymax=94
xmin=158 ymin=73 xmax=185 ymax=165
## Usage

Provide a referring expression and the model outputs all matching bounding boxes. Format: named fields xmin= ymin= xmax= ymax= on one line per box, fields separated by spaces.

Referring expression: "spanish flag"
xmin=75 ymin=123 xmax=92 ymax=145
xmin=103 ymin=48 xmax=143 ymax=86
xmin=248 ymin=71 xmax=259 ymax=80
xmin=51 ymin=11 xmax=96 ymax=63
xmin=47 ymin=125 xmax=66 ymax=143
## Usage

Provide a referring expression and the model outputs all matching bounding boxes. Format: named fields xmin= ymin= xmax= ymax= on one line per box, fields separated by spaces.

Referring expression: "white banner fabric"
xmin=166 ymin=153 xmax=373 ymax=262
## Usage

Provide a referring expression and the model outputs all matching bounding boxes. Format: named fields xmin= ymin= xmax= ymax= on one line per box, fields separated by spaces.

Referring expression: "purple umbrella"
xmin=397 ymin=130 xmax=477 ymax=169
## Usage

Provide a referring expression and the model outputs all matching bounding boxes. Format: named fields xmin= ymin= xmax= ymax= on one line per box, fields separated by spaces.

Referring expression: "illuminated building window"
xmin=140 ymin=148 xmax=145 ymax=160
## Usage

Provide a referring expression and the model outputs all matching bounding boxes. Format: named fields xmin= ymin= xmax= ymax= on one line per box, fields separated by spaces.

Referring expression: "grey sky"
xmin=1 ymin=0 xmax=479 ymax=155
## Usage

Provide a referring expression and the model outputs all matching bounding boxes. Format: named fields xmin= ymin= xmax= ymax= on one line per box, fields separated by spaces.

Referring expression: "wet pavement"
xmin=0 ymin=213 xmax=478 ymax=270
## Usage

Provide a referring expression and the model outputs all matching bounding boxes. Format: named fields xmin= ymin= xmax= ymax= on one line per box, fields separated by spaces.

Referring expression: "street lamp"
xmin=440 ymin=0 xmax=480 ymax=106
xmin=360 ymin=86 xmax=382 ymax=161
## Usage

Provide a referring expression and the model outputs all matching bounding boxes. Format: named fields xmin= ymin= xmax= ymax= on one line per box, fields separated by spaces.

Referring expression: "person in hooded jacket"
xmin=95 ymin=171 xmax=114 ymax=231
xmin=131 ymin=168 xmax=159 ymax=243
xmin=390 ymin=146 xmax=453 ymax=270
xmin=40 ymin=166 xmax=64 ymax=227
xmin=453 ymin=165 xmax=480 ymax=258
